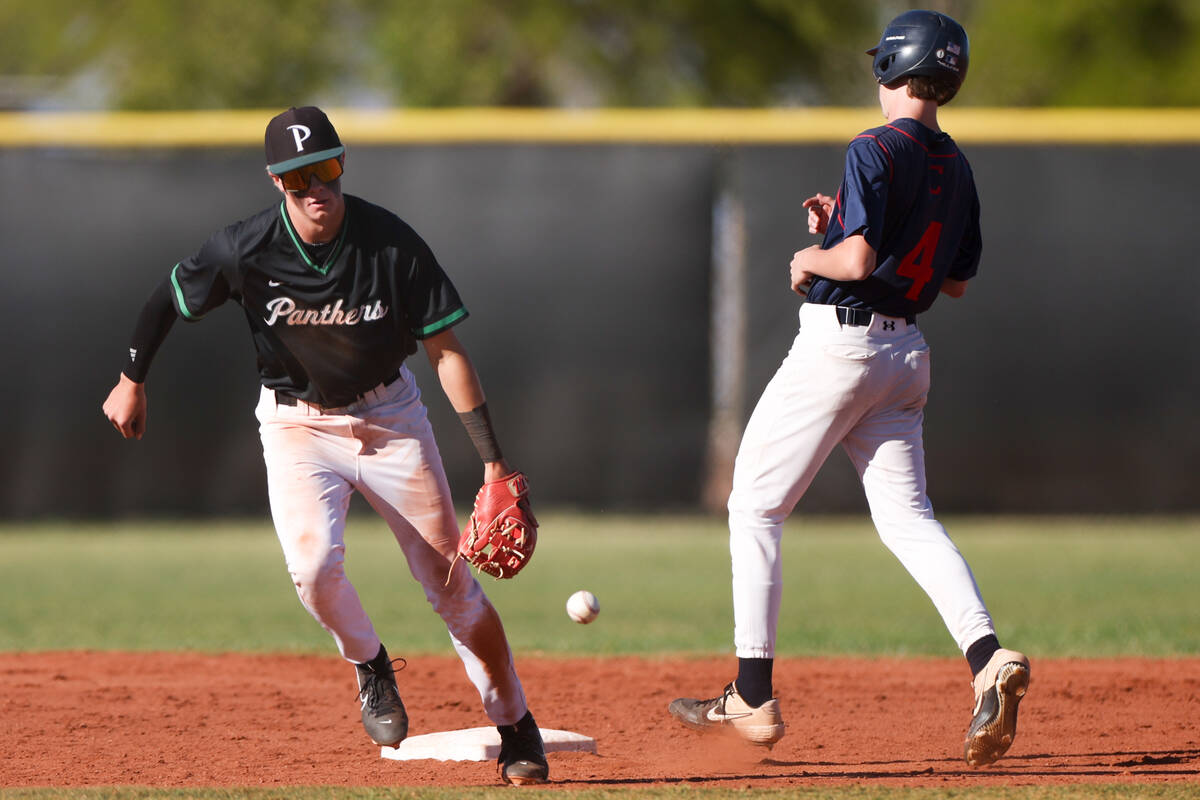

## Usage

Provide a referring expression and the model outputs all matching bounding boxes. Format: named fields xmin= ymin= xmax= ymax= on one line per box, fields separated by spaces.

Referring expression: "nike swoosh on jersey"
xmin=268 ymin=280 xmax=283 ymax=287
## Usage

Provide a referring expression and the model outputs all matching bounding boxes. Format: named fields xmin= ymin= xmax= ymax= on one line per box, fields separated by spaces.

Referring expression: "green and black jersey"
xmin=166 ymin=194 xmax=467 ymax=407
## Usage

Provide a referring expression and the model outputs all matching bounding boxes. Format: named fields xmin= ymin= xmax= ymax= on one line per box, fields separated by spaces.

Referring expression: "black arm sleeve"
xmin=122 ymin=275 xmax=178 ymax=382
xmin=457 ymin=403 xmax=504 ymax=463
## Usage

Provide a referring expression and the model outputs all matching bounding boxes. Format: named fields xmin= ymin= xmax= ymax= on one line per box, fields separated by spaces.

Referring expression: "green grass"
xmin=0 ymin=514 xmax=1197 ymax=657
xmin=2 ymin=785 xmax=1200 ymax=800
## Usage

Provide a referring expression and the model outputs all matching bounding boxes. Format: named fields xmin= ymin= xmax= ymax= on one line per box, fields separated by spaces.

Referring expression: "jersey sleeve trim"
xmin=169 ymin=263 xmax=204 ymax=321
xmin=415 ymin=307 xmax=468 ymax=338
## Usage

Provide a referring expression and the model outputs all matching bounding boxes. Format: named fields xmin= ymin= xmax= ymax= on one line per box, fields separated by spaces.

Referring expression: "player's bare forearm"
xmin=102 ymin=373 xmax=148 ymax=440
xmin=423 ymin=330 xmax=515 ymax=479
xmin=790 ymin=234 xmax=876 ymax=294
xmin=424 ymin=329 xmax=486 ymax=412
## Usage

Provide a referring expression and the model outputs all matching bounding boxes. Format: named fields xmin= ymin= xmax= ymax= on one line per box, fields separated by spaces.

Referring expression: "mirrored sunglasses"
xmin=279 ymin=157 xmax=343 ymax=192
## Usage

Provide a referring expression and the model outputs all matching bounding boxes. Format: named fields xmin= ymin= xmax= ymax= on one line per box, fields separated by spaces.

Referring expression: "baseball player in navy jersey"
xmin=102 ymin=106 xmax=548 ymax=785
xmin=669 ymin=11 xmax=1030 ymax=767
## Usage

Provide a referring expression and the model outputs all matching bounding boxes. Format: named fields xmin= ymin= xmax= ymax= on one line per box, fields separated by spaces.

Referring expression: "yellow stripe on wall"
xmin=2 ymin=108 xmax=1198 ymax=147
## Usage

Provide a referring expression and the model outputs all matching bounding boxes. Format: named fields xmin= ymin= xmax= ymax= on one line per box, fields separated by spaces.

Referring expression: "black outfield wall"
xmin=1 ymin=143 xmax=1195 ymax=516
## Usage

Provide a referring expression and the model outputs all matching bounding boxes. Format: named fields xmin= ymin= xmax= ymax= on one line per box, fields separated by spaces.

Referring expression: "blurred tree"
xmin=0 ymin=0 xmax=352 ymax=109
xmin=0 ymin=0 xmax=102 ymax=107
xmin=0 ymin=0 xmax=1197 ymax=109
xmin=361 ymin=0 xmax=878 ymax=107
xmin=97 ymin=0 xmax=347 ymax=109
xmin=965 ymin=0 xmax=1200 ymax=105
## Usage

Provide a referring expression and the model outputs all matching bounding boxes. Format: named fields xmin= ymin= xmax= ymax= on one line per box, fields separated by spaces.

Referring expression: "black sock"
xmin=736 ymin=657 xmax=774 ymax=707
xmin=357 ymin=643 xmax=388 ymax=670
xmin=966 ymin=634 xmax=1001 ymax=677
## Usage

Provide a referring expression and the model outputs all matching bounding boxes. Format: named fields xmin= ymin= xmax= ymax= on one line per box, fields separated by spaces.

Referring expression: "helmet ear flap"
xmin=875 ymin=53 xmax=896 ymax=82
xmin=874 ymin=53 xmax=906 ymax=87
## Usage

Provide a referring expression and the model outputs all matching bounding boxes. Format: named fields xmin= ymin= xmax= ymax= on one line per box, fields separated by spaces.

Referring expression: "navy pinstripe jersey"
xmin=167 ymin=194 xmax=467 ymax=407
xmin=806 ymin=117 xmax=982 ymax=318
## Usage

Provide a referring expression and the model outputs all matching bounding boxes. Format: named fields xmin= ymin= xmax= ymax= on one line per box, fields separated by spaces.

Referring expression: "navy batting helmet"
xmin=868 ymin=10 xmax=969 ymax=90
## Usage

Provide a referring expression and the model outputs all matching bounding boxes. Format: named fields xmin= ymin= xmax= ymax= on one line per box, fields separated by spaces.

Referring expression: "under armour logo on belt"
xmin=882 ymin=320 xmax=895 ymax=331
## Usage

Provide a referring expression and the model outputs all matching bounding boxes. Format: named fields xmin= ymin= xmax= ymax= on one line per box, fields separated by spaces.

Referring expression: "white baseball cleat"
xmin=964 ymin=648 xmax=1030 ymax=766
xmin=668 ymin=681 xmax=786 ymax=746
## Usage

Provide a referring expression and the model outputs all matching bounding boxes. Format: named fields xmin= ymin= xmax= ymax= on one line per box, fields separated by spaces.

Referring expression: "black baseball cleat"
xmin=355 ymin=644 xmax=408 ymax=747
xmin=964 ymin=648 xmax=1030 ymax=766
xmin=497 ymin=711 xmax=549 ymax=785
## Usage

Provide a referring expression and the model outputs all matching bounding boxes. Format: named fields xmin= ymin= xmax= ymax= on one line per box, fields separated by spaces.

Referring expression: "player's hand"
xmin=802 ymin=193 xmax=834 ymax=235
xmin=483 ymin=458 xmax=515 ymax=484
xmin=790 ymin=247 xmax=819 ymax=296
xmin=102 ymin=374 xmax=148 ymax=440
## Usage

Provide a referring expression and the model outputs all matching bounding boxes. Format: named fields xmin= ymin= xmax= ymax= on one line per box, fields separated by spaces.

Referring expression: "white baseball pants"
xmin=729 ymin=303 xmax=995 ymax=659
xmin=255 ymin=365 xmax=527 ymax=725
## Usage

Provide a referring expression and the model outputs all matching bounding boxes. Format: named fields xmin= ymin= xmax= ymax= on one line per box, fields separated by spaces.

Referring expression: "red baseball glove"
xmin=455 ymin=472 xmax=538 ymax=579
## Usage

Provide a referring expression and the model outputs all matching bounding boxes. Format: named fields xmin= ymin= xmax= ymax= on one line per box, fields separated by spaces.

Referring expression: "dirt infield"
xmin=3 ymin=652 xmax=1197 ymax=788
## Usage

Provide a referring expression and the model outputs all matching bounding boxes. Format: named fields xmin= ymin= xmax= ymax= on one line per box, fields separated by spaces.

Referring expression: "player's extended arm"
xmin=426 ymin=328 xmax=537 ymax=580
xmin=102 ymin=276 xmax=178 ymax=440
xmin=789 ymin=234 xmax=877 ymax=295
xmin=423 ymin=328 xmax=513 ymax=482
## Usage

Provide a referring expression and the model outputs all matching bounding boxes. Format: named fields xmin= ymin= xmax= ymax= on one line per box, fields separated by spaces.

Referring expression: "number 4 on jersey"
xmin=896 ymin=221 xmax=943 ymax=300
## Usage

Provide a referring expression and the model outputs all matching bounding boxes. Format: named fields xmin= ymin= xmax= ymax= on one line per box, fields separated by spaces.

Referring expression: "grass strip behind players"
xmin=0 ymin=514 xmax=1197 ymax=657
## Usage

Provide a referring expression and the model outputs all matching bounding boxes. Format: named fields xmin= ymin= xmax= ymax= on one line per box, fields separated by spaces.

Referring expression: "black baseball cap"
xmin=265 ymin=106 xmax=345 ymax=175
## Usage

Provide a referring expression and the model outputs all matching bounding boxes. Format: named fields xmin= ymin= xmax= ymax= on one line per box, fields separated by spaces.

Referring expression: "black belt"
xmin=835 ymin=306 xmax=916 ymax=327
xmin=276 ymin=368 xmax=402 ymax=407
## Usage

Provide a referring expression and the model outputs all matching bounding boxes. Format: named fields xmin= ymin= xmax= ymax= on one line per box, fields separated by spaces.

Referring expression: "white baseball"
xmin=566 ymin=590 xmax=600 ymax=624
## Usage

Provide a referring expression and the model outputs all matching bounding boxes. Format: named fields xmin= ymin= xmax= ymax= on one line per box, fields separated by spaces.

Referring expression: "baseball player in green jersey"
xmin=103 ymin=107 xmax=548 ymax=785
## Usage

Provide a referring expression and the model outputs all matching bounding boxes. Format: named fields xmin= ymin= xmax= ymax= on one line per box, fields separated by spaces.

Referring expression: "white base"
xmin=381 ymin=726 xmax=597 ymax=762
